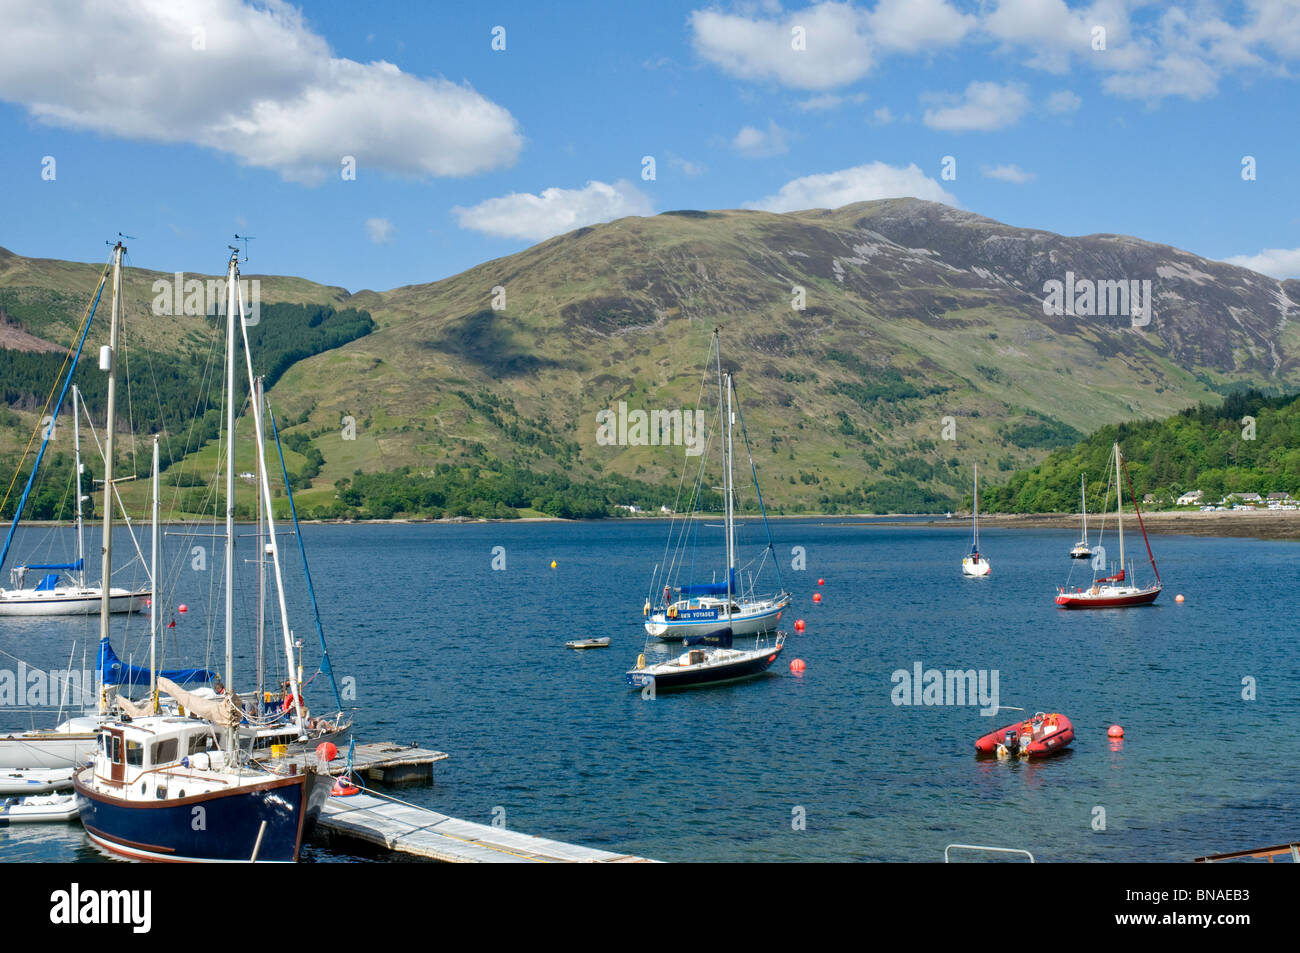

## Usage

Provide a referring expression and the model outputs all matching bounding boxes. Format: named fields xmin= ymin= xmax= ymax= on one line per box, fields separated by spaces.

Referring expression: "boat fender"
xmin=636 ymin=653 xmax=645 ymax=670
xmin=643 ymin=601 xmax=650 ymax=616
xmin=667 ymin=606 xmax=677 ymax=619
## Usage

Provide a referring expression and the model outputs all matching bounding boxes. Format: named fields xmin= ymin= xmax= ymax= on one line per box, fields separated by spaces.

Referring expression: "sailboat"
xmin=961 ymin=465 xmax=990 ymax=577
xmin=630 ymin=329 xmax=787 ymax=690
xmin=1055 ymin=443 xmax=1162 ymax=608
xmin=1069 ymin=474 xmax=1092 ymax=559
xmin=0 ymin=259 xmax=148 ymax=615
xmin=641 ymin=329 xmax=790 ymax=641
xmin=74 ymin=244 xmax=331 ymax=862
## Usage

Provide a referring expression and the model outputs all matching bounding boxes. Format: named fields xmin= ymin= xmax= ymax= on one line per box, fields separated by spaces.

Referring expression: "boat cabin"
xmin=90 ymin=718 xmax=238 ymax=797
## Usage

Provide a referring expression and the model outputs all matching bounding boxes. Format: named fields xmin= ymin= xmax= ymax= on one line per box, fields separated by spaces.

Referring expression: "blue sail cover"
xmin=98 ymin=637 xmax=214 ymax=690
xmin=23 ymin=560 xmax=83 ymax=571
xmin=684 ymin=628 xmax=733 ymax=648
xmin=679 ymin=568 xmax=736 ymax=598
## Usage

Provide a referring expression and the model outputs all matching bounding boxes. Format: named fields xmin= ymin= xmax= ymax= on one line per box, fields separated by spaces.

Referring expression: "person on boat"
xmin=213 ymin=676 xmax=225 ymax=695
xmin=663 ymin=586 xmax=672 ymax=608
xmin=280 ymin=680 xmax=307 ymax=718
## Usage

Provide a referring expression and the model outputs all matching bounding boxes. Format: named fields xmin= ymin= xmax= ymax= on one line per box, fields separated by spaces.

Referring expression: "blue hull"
xmin=74 ymin=768 xmax=330 ymax=862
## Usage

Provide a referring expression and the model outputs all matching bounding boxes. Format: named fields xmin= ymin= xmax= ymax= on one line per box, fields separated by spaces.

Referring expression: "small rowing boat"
xmin=565 ymin=637 xmax=610 ymax=650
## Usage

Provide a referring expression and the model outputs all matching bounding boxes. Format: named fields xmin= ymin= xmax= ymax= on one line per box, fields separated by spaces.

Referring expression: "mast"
xmin=97 ymin=242 xmax=123 ymax=705
xmin=149 ymin=435 xmax=159 ymax=712
xmin=972 ymin=465 xmax=979 ymax=549
xmin=1115 ymin=443 xmax=1125 ymax=577
xmin=1081 ymin=473 xmax=1087 ymax=543
xmin=255 ymin=376 xmax=266 ymax=711
xmin=73 ymin=386 xmax=85 ymax=587
xmin=223 ymin=251 xmax=238 ymax=689
xmin=237 ymin=279 xmax=306 ymax=732
xmin=724 ymin=372 xmax=735 ymax=620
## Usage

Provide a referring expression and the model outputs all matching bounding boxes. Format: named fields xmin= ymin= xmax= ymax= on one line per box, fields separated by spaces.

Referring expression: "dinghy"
xmin=565 ymin=638 xmax=610 ymax=649
xmin=0 ymin=768 xmax=75 ymax=795
xmin=0 ymin=793 xmax=79 ymax=824
xmin=975 ymin=712 xmax=1075 ymax=759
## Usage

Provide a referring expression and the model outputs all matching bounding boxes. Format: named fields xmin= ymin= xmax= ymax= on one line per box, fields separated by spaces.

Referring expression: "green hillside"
xmin=981 ymin=390 xmax=1300 ymax=512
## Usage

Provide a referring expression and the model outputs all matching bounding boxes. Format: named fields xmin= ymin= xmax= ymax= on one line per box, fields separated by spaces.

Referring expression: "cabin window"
xmin=188 ymin=733 xmax=209 ymax=755
xmin=125 ymin=740 xmax=144 ymax=767
xmin=110 ymin=735 xmax=122 ymax=764
xmin=153 ymin=738 xmax=178 ymax=765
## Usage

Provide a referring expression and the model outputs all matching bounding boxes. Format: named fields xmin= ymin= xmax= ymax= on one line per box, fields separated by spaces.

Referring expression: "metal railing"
xmin=944 ymin=843 xmax=1036 ymax=863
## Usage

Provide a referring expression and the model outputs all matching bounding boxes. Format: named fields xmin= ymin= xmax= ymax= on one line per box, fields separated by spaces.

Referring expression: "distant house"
xmin=1267 ymin=492 xmax=1289 ymax=501
xmin=1238 ymin=492 xmax=1263 ymax=503
xmin=1176 ymin=490 xmax=1202 ymax=506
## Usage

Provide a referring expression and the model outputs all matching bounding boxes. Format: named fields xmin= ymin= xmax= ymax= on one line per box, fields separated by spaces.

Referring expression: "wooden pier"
xmin=263 ymin=742 xmax=448 ymax=785
xmin=317 ymin=792 xmax=656 ymax=863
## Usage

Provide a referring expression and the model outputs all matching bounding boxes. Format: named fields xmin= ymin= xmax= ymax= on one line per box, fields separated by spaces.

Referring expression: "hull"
xmin=0 ymin=768 xmax=75 ymax=794
xmin=0 ymin=731 xmax=99 ymax=770
xmin=627 ymin=643 xmax=783 ymax=691
xmin=0 ymin=587 xmax=147 ymax=617
xmin=75 ymin=766 xmax=330 ymax=863
xmin=975 ymin=714 xmax=1075 ymax=758
xmin=1069 ymin=546 xmax=1092 ymax=559
xmin=961 ymin=557 xmax=990 ymax=577
xmin=1055 ymin=585 xmax=1161 ymax=609
xmin=645 ymin=600 xmax=787 ymax=640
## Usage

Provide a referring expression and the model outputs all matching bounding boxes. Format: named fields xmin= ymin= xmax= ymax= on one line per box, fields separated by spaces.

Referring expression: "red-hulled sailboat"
xmin=1055 ymin=442 xmax=1161 ymax=609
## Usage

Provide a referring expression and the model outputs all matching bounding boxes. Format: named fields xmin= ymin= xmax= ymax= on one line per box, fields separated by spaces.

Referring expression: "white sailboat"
xmin=1069 ymin=473 xmax=1092 ymax=558
xmin=961 ymin=465 xmax=990 ymax=576
xmin=0 ymin=258 xmax=148 ymax=616
xmin=1055 ymin=443 xmax=1162 ymax=608
xmin=641 ymin=329 xmax=790 ymax=641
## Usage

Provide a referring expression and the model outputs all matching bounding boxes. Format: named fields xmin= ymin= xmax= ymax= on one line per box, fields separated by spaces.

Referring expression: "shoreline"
xmin=14 ymin=510 xmax=1300 ymax=540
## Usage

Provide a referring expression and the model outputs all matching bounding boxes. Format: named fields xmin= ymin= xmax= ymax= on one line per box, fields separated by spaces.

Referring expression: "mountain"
xmin=2 ymin=199 xmax=1298 ymax=515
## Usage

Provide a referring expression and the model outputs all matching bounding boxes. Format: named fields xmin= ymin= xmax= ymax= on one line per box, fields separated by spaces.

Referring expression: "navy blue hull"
xmin=74 ymin=768 xmax=330 ymax=862
xmin=628 ymin=645 xmax=782 ymax=691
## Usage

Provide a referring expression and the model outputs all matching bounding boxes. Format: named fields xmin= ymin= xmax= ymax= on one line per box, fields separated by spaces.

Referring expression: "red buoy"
xmin=817 ymin=578 xmax=825 ymax=586
xmin=794 ymin=619 xmax=805 ymax=632
xmin=178 ymin=604 xmax=188 ymax=613
xmin=1108 ymin=724 xmax=1124 ymax=738
xmin=331 ymin=775 xmax=361 ymax=797
xmin=812 ymin=592 xmax=822 ymax=604
xmin=789 ymin=658 xmax=806 ymax=673
xmin=315 ymin=742 xmax=338 ymax=762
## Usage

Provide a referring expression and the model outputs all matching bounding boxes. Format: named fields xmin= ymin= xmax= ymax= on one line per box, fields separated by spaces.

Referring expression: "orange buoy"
xmin=1175 ymin=594 xmax=1185 ymax=603
xmin=1108 ymin=724 xmax=1124 ymax=738
xmin=789 ymin=658 xmax=806 ymax=673
xmin=817 ymin=578 xmax=824 ymax=585
xmin=315 ymin=742 xmax=338 ymax=762
xmin=794 ymin=619 xmax=805 ymax=632
xmin=812 ymin=592 xmax=822 ymax=604
xmin=178 ymin=604 xmax=188 ymax=613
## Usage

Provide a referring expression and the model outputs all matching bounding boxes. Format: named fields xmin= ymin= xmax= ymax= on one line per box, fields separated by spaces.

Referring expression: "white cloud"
xmin=688 ymin=0 xmax=974 ymax=90
xmin=745 ymin=161 xmax=959 ymax=212
xmin=1046 ymin=89 xmax=1082 ymax=112
xmin=796 ymin=92 xmax=867 ymax=111
xmin=981 ymin=163 xmax=1036 ymax=183
xmin=0 ymin=0 xmax=522 ymax=183
xmin=1223 ymin=248 xmax=1300 ymax=280
xmin=871 ymin=106 xmax=896 ymax=123
xmin=669 ymin=156 xmax=707 ymax=177
xmin=453 ymin=180 xmax=653 ymax=242
xmin=868 ymin=0 xmax=976 ymax=53
xmin=365 ymin=217 xmax=394 ymax=244
xmin=732 ymin=121 xmax=790 ymax=157
xmin=922 ymin=81 xmax=1029 ymax=132
xmin=689 ymin=3 xmax=877 ymax=90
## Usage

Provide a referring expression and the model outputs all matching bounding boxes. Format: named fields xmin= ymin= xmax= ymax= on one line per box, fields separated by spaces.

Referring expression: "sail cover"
xmin=684 ymin=628 xmax=733 ymax=648
xmin=156 ymin=676 xmax=240 ymax=727
xmin=679 ymin=569 xmax=736 ymax=598
xmin=97 ymin=637 xmax=214 ymax=690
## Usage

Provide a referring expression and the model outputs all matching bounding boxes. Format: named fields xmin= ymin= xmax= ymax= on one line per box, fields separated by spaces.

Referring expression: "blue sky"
xmin=0 ymin=0 xmax=1297 ymax=291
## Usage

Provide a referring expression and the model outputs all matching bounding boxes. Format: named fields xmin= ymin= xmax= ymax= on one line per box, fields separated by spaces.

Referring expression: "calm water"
xmin=2 ymin=518 xmax=1297 ymax=863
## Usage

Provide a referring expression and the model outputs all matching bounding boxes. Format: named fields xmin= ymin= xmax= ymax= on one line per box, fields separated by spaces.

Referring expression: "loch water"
xmin=2 ymin=518 xmax=1296 ymax=863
